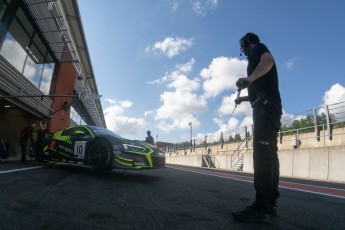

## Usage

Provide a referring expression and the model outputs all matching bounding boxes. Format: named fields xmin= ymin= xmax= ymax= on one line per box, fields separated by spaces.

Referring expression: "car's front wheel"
xmin=88 ymin=139 xmax=113 ymax=172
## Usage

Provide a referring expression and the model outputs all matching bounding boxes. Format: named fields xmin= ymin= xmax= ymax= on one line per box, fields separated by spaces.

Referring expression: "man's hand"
xmin=236 ymin=52 xmax=275 ymax=90
xmin=234 ymin=97 xmax=243 ymax=105
xmin=236 ymin=78 xmax=252 ymax=90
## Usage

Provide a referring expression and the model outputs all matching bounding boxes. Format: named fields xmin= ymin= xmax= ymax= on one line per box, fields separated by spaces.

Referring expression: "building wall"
xmin=49 ymin=60 xmax=76 ymax=133
xmin=0 ymin=0 xmax=104 ymax=157
xmin=0 ymin=106 xmax=38 ymax=155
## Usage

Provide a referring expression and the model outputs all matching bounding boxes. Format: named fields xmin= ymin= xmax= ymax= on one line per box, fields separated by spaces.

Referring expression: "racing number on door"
xmin=74 ymin=141 xmax=87 ymax=159
xmin=77 ymin=145 xmax=83 ymax=155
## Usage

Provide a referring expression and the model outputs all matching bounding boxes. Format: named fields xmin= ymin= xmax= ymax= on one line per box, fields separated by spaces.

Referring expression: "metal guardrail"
xmin=161 ymin=101 xmax=345 ymax=154
xmin=230 ymin=139 xmax=246 ymax=170
xmin=202 ymin=148 xmax=220 ymax=168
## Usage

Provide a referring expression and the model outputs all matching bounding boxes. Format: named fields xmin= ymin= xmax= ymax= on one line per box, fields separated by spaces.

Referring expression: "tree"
xmin=282 ymin=112 xmax=338 ymax=134
xmin=234 ymin=133 xmax=241 ymax=141
xmin=228 ymin=135 xmax=234 ymax=143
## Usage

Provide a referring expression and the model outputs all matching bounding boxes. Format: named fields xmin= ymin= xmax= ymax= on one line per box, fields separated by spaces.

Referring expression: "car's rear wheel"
xmin=88 ymin=139 xmax=113 ymax=172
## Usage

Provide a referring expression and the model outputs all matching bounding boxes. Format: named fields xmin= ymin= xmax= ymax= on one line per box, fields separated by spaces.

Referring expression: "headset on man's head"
xmin=239 ymin=32 xmax=260 ymax=56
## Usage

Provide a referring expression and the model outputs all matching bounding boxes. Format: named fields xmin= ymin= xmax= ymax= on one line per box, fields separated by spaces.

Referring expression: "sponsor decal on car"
xmin=58 ymin=144 xmax=73 ymax=154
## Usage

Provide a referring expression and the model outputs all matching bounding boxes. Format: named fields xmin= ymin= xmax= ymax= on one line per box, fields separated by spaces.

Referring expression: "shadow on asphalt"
xmin=34 ymin=162 xmax=166 ymax=182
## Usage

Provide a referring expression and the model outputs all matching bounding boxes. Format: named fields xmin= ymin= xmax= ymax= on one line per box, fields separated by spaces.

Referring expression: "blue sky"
xmin=77 ymin=0 xmax=345 ymax=143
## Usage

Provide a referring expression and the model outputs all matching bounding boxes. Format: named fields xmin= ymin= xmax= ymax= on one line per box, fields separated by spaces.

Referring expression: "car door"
xmin=55 ymin=128 xmax=75 ymax=160
xmin=72 ymin=127 xmax=91 ymax=162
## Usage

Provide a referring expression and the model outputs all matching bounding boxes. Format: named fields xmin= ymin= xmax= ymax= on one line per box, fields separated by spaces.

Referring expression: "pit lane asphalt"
xmin=1 ymin=161 xmax=345 ymax=230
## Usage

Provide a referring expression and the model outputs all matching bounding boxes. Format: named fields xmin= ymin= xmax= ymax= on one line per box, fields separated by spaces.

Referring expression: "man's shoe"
xmin=232 ymin=203 xmax=268 ymax=223
xmin=268 ymin=205 xmax=277 ymax=216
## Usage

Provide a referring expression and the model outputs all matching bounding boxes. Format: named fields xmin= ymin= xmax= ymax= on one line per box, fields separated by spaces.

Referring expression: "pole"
xmin=229 ymin=89 xmax=241 ymax=120
xmin=189 ymin=122 xmax=192 ymax=151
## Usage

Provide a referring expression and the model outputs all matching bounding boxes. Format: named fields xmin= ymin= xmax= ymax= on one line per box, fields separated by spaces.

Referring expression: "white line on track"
xmin=0 ymin=166 xmax=44 ymax=174
xmin=168 ymin=165 xmax=345 ymax=199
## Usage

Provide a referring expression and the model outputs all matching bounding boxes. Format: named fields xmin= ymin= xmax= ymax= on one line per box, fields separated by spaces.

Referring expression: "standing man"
xmin=35 ymin=120 xmax=49 ymax=156
xmin=232 ymin=32 xmax=282 ymax=222
xmin=145 ymin=130 xmax=155 ymax=145
xmin=19 ymin=121 xmax=36 ymax=163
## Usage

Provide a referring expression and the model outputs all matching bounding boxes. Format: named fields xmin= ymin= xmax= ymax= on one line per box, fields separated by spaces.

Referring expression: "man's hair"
xmin=240 ymin=32 xmax=260 ymax=47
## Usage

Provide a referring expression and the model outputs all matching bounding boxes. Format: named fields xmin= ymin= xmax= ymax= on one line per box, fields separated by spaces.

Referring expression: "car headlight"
xmin=113 ymin=144 xmax=122 ymax=150
xmin=123 ymin=144 xmax=146 ymax=152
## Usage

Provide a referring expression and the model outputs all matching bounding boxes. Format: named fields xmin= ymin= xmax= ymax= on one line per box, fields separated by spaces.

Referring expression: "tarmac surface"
xmin=0 ymin=153 xmax=35 ymax=163
xmin=1 ymin=155 xmax=345 ymax=230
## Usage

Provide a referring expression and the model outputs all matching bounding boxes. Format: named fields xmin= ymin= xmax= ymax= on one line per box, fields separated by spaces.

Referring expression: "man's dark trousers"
xmin=253 ymin=102 xmax=281 ymax=209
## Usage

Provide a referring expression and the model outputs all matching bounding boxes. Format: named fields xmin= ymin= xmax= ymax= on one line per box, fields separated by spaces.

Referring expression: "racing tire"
xmin=88 ymin=139 xmax=113 ymax=172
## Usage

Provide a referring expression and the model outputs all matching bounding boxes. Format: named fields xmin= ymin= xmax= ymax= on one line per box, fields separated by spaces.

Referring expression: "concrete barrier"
xmin=166 ymin=145 xmax=345 ymax=183
xmin=166 ymin=154 xmax=203 ymax=167
xmin=328 ymin=146 xmax=345 ymax=182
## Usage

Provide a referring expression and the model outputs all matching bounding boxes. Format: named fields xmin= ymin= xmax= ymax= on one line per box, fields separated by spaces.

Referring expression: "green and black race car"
xmin=38 ymin=125 xmax=165 ymax=171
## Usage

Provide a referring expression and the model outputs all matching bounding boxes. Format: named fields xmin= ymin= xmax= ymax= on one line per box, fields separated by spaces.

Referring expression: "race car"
xmin=38 ymin=125 xmax=165 ymax=171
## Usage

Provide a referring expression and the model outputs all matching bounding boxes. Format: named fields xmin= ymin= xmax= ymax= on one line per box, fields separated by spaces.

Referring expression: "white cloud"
xmin=149 ymin=57 xmax=248 ymax=135
xmin=1 ymin=38 xmax=39 ymax=85
xmin=211 ymin=95 xmax=252 ymax=141
xmin=147 ymin=37 xmax=194 ymax=58
xmin=0 ymin=39 xmax=27 ymax=72
xmin=208 ymin=115 xmax=246 ymax=143
xmin=320 ymin=83 xmax=345 ymax=121
xmin=213 ymin=116 xmax=239 ymax=132
xmin=171 ymin=1 xmax=179 ymax=12
xmin=39 ymin=81 xmax=51 ymax=95
xmin=155 ymin=90 xmax=207 ymax=131
xmin=144 ymin=110 xmax=154 ymax=117
xmin=170 ymin=79 xmax=343 ymax=143
xmin=176 ymin=58 xmax=194 ymax=73
xmin=322 ymin=83 xmax=345 ymax=106
xmin=266 ymin=83 xmax=345 ymax=128
xmin=33 ymin=66 xmax=54 ymax=95
xmin=103 ymin=98 xmax=146 ymax=136
xmin=205 ymin=72 xmax=252 ymax=141
xmin=0 ymin=38 xmax=54 ymax=95
xmin=192 ymin=0 xmax=219 ymax=17
xmin=285 ymin=58 xmax=298 ymax=70
xmin=167 ymin=74 xmax=200 ymax=91
xmin=218 ymin=90 xmax=251 ymax=116
xmin=200 ymin=56 xmax=247 ymax=98
xmin=22 ymin=58 xmax=37 ymax=82
xmin=281 ymin=109 xmax=296 ymax=126
xmin=148 ymin=58 xmax=196 ymax=85
xmin=239 ymin=115 xmax=253 ymax=129
xmin=152 ymin=59 xmax=207 ymax=132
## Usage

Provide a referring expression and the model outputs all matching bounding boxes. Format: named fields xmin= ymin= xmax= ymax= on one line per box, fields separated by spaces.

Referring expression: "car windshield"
xmin=88 ymin=126 xmax=123 ymax=139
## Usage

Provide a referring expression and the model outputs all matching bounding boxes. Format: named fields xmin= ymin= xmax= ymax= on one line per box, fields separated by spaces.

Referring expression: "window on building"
xmin=70 ymin=106 xmax=86 ymax=126
xmin=0 ymin=6 xmax=55 ymax=95
xmin=0 ymin=0 xmax=8 ymax=21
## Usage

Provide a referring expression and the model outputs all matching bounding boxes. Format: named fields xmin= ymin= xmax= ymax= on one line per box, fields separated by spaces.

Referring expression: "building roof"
xmin=23 ymin=0 xmax=106 ymax=127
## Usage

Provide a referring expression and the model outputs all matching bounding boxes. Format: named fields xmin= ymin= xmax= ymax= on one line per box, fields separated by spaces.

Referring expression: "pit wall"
xmin=277 ymin=146 xmax=345 ymax=182
xmin=278 ymin=127 xmax=345 ymax=149
xmin=165 ymin=127 xmax=345 ymax=183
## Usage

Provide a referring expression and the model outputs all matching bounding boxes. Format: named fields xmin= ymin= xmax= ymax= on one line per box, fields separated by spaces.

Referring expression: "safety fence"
xmin=161 ymin=101 xmax=345 ymax=154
